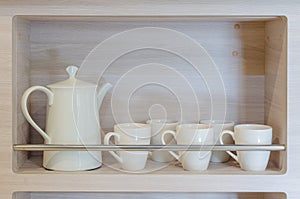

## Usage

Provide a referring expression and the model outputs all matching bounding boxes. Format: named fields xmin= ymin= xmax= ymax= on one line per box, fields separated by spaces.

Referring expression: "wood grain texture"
xmin=265 ymin=17 xmax=287 ymax=172
xmin=10 ymin=15 xmax=287 ymax=196
xmin=0 ymin=0 xmax=298 ymax=16
xmin=13 ymin=17 xmax=267 ymax=167
xmin=264 ymin=192 xmax=287 ymax=199
xmin=0 ymin=17 xmax=13 ymax=176
xmin=13 ymin=16 xmax=32 ymax=171
xmin=13 ymin=193 xmax=31 ymax=199
xmin=0 ymin=1 xmax=299 ymax=199
xmin=17 ymin=192 xmax=286 ymax=199
xmin=17 ymin=154 xmax=281 ymax=175
xmin=25 ymin=18 xmax=265 ymax=144
xmin=283 ymin=16 xmax=300 ymax=199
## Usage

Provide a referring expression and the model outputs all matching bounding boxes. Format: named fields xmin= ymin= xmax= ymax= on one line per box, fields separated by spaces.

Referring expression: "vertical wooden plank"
xmin=265 ymin=17 xmax=287 ymax=171
xmin=13 ymin=17 xmax=31 ymax=170
xmin=0 ymin=16 xmax=14 ymax=199
xmin=0 ymin=16 xmax=13 ymax=173
xmin=285 ymin=15 xmax=300 ymax=198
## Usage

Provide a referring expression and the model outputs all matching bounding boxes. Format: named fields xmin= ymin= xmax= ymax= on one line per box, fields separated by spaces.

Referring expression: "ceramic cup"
xmin=161 ymin=124 xmax=214 ymax=171
xmin=147 ymin=119 xmax=178 ymax=162
xmin=200 ymin=120 xmax=234 ymax=162
xmin=104 ymin=123 xmax=151 ymax=171
xmin=220 ymin=124 xmax=272 ymax=171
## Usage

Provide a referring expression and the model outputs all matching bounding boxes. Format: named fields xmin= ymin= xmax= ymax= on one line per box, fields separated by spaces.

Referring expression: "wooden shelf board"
xmin=17 ymin=153 xmax=282 ymax=175
xmin=17 ymin=15 xmax=282 ymax=22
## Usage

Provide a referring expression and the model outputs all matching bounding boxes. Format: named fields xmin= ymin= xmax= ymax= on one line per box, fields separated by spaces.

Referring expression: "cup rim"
xmin=114 ymin=123 xmax=151 ymax=139
xmin=146 ymin=119 xmax=178 ymax=124
xmin=234 ymin=124 xmax=272 ymax=131
xmin=200 ymin=119 xmax=234 ymax=125
xmin=177 ymin=123 xmax=212 ymax=130
xmin=115 ymin=123 xmax=150 ymax=130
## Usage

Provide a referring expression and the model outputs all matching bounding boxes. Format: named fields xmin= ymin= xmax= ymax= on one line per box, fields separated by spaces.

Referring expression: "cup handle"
xmin=220 ymin=130 xmax=238 ymax=162
xmin=161 ymin=130 xmax=179 ymax=160
xmin=104 ymin=132 xmax=123 ymax=163
xmin=21 ymin=86 xmax=53 ymax=143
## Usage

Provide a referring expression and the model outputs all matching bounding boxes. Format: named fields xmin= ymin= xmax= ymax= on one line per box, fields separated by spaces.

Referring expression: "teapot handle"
xmin=21 ymin=86 xmax=53 ymax=143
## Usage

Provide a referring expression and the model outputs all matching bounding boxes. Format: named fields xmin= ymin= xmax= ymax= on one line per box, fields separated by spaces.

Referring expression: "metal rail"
xmin=13 ymin=144 xmax=286 ymax=151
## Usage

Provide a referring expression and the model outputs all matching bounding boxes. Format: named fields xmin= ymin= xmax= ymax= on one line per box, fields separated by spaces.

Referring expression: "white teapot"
xmin=21 ymin=65 xmax=112 ymax=171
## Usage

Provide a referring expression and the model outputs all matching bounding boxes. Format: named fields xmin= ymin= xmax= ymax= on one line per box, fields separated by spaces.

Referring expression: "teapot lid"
xmin=47 ymin=66 xmax=96 ymax=88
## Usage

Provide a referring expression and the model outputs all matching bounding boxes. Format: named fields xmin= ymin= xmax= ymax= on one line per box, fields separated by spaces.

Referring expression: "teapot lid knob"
xmin=66 ymin=65 xmax=78 ymax=78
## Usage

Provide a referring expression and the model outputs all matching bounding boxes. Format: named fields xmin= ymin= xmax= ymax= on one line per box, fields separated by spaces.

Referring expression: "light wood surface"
xmin=17 ymin=154 xmax=281 ymax=175
xmin=0 ymin=1 xmax=299 ymax=199
xmin=13 ymin=192 xmax=287 ymax=199
xmin=13 ymin=16 xmax=31 ymax=171
xmin=265 ymin=17 xmax=287 ymax=171
xmin=25 ymin=18 xmax=265 ymax=144
xmin=14 ymin=15 xmax=285 ymax=171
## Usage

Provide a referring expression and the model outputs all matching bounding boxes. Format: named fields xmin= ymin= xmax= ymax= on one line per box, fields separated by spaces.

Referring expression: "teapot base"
xmin=43 ymin=151 xmax=102 ymax=171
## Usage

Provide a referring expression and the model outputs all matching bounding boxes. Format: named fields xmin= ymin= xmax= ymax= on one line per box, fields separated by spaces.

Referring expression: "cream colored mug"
xmin=104 ymin=123 xmax=151 ymax=171
xmin=147 ymin=119 xmax=178 ymax=162
xmin=200 ymin=120 xmax=234 ymax=162
xmin=220 ymin=124 xmax=272 ymax=171
xmin=161 ymin=124 xmax=214 ymax=171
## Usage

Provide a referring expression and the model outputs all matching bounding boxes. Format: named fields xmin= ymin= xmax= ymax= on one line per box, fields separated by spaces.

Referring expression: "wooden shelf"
xmin=17 ymin=153 xmax=282 ymax=175
xmin=6 ymin=12 xmax=290 ymax=199
xmin=19 ymin=15 xmax=282 ymax=22
xmin=13 ymin=192 xmax=287 ymax=199
xmin=13 ymin=16 xmax=287 ymax=176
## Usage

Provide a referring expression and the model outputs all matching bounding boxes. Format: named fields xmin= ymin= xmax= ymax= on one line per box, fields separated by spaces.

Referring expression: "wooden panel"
xmin=0 ymin=17 xmax=13 ymax=176
xmin=17 ymin=154 xmax=281 ymax=175
xmin=264 ymin=192 xmax=287 ymax=199
xmin=13 ymin=192 xmax=31 ymax=199
xmin=0 ymin=1 xmax=298 ymax=16
xmin=265 ymin=17 xmax=287 ymax=171
xmin=13 ymin=17 xmax=31 ymax=170
xmin=285 ymin=15 xmax=300 ymax=199
xmin=0 ymin=1 xmax=298 ymax=199
xmin=9 ymin=15 xmax=287 ymax=196
xmin=26 ymin=192 xmax=285 ymax=199
xmin=22 ymin=19 xmax=265 ymax=147
xmin=14 ymin=16 xmax=280 ymax=22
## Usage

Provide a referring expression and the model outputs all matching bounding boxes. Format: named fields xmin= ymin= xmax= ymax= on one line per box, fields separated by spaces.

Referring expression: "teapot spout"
xmin=97 ymin=82 xmax=112 ymax=110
